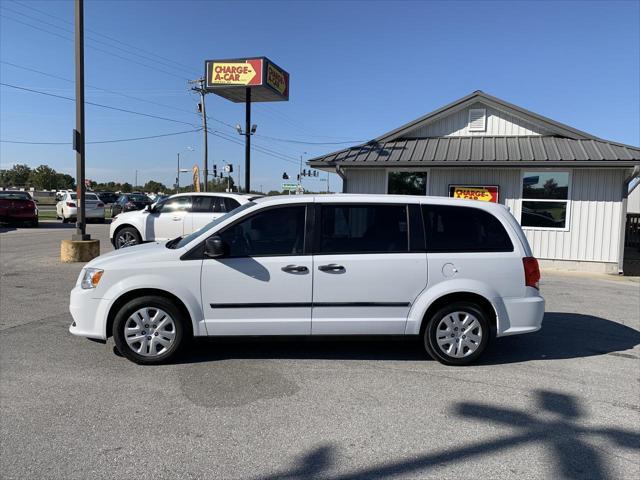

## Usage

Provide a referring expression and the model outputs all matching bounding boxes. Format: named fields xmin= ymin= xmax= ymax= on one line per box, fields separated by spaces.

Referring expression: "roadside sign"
xmin=282 ymin=183 xmax=297 ymax=191
xmin=449 ymin=185 xmax=499 ymax=203
xmin=205 ymin=57 xmax=289 ymax=103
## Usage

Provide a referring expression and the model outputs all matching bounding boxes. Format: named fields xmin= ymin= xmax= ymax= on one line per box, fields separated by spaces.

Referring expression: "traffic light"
xmin=213 ymin=164 xmax=217 ymax=177
xmin=282 ymin=172 xmax=289 ymax=180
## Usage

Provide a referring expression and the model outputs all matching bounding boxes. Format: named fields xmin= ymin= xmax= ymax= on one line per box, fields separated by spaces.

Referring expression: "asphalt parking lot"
xmin=1 ymin=222 xmax=639 ymax=480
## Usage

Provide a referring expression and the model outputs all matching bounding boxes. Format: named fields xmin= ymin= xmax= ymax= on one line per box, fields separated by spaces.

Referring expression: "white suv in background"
xmin=109 ymin=192 xmax=257 ymax=249
xmin=71 ymin=194 xmax=545 ymax=366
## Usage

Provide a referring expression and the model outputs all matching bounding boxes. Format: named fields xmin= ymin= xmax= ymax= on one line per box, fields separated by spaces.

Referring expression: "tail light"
xmin=66 ymin=202 xmax=76 ymax=207
xmin=523 ymin=257 xmax=540 ymax=289
xmin=27 ymin=200 xmax=36 ymax=209
xmin=97 ymin=202 xmax=104 ymax=207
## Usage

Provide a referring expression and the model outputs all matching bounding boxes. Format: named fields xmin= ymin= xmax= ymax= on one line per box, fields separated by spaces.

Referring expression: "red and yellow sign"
xmin=208 ymin=59 xmax=263 ymax=86
xmin=266 ymin=62 xmax=288 ymax=97
xmin=449 ymin=185 xmax=499 ymax=203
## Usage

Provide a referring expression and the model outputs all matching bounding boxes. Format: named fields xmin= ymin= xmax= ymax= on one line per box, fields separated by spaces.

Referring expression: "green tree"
xmin=55 ymin=173 xmax=75 ymax=190
xmin=143 ymin=180 xmax=167 ymax=193
xmin=28 ymin=165 xmax=58 ymax=190
xmin=2 ymin=164 xmax=32 ymax=187
xmin=120 ymin=182 xmax=133 ymax=193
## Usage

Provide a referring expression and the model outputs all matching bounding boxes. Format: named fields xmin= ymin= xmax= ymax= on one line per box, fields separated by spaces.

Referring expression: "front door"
xmin=311 ymin=203 xmax=428 ymax=335
xmin=149 ymin=196 xmax=191 ymax=240
xmin=201 ymin=204 xmax=312 ymax=335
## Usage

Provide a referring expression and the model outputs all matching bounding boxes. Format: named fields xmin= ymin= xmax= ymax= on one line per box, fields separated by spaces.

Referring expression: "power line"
xmin=1 ymin=61 xmax=199 ymax=118
xmin=0 ymin=128 xmax=202 ymax=145
xmin=0 ymin=82 xmax=199 ymax=126
xmin=12 ymin=0 xmax=198 ymax=74
xmin=1 ymin=5 xmax=193 ymax=77
xmin=0 ymin=13 xmax=190 ymax=81
xmin=254 ymin=133 xmax=365 ymax=145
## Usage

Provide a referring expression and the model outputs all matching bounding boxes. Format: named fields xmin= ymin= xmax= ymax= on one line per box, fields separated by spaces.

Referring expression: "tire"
xmin=28 ymin=219 xmax=38 ymax=228
xmin=113 ymin=226 xmax=141 ymax=249
xmin=112 ymin=296 xmax=186 ymax=365
xmin=423 ymin=301 xmax=490 ymax=366
xmin=62 ymin=216 xmax=68 ymax=224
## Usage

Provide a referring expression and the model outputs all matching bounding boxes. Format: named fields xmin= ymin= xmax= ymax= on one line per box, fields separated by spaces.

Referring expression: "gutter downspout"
xmin=334 ymin=165 xmax=347 ymax=193
xmin=618 ymin=165 xmax=640 ymax=274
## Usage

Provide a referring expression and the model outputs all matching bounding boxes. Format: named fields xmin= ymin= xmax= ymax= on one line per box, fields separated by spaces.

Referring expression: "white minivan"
xmin=109 ymin=192 xmax=257 ymax=249
xmin=70 ymin=194 xmax=544 ymax=366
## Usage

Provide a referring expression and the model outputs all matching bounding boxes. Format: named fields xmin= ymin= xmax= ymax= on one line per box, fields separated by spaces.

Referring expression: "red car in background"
xmin=0 ymin=191 xmax=38 ymax=227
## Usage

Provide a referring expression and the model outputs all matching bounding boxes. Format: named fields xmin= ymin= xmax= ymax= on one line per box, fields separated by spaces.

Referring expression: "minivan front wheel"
xmin=113 ymin=296 xmax=185 ymax=365
xmin=424 ymin=302 xmax=489 ymax=366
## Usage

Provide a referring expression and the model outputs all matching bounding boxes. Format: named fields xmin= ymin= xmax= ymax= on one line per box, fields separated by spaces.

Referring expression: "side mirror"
xmin=204 ymin=235 xmax=227 ymax=258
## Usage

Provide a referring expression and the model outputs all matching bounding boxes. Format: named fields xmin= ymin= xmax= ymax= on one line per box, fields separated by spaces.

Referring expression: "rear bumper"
xmin=0 ymin=212 xmax=37 ymax=221
xmin=496 ymin=294 xmax=545 ymax=337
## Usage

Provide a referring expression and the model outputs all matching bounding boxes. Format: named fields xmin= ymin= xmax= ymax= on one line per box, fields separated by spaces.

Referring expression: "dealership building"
xmin=308 ymin=91 xmax=640 ymax=273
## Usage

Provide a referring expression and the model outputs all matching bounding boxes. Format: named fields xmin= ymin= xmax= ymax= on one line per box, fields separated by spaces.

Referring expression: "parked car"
xmin=109 ymin=192 xmax=257 ymax=249
xmin=56 ymin=192 xmax=105 ymax=223
xmin=96 ymin=191 xmax=119 ymax=205
xmin=70 ymin=194 xmax=545 ymax=366
xmin=0 ymin=191 xmax=38 ymax=227
xmin=109 ymin=193 xmax=151 ymax=218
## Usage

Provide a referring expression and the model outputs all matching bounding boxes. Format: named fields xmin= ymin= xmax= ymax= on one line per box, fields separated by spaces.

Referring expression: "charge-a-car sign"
xmin=449 ymin=185 xmax=499 ymax=202
xmin=207 ymin=59 xmax=263 ymax=86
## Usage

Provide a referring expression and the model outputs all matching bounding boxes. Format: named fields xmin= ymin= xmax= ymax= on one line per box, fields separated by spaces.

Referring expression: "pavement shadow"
xmin=0 ymin=225 xmax=18 ymax=233
xmin=178 ymin=337 xmax=426 ymax=364
xmin=247 ymin=389 xmax=640 ymax=480
xmin=481 ymin=312 xmax=640 ymax=365
xmin=176 ymin=312 xmax=639 ymax=365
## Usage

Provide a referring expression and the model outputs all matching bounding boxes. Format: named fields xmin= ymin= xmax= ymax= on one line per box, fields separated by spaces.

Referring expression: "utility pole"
xmin=72 ymin=0 xmax=88 ymax=240
xmin=189 ymin=78 xmax=208 ymax=192
xmin=245 ymin=88 xmax=251 ymax=193
xmin=176 ymin=153 xmax=180 ymax=193
xmin=134 ymin=170 xmax=138 ymax=189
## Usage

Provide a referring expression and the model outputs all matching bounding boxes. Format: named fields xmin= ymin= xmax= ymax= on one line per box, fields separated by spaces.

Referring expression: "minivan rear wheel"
xmin=113 ymin=296 xmax=186 ymax=365
xmin=424 ymin=302 xmax=489 ymax=366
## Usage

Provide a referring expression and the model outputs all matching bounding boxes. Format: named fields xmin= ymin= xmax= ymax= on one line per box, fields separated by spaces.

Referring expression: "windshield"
xmin=172 ymin=201 xmax=257 ymax=249
xmin=127 ymin=194 xmax=149 ymax=202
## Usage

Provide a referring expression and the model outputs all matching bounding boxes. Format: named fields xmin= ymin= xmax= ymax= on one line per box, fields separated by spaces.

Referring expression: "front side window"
xmin=160 ymin=196 xmax=191 ymax=213
xmin=319 ymin=205 xmax=408 ymax=254
xmin=218 ymin=206 xmax=306 ymax=257
xmin=388 ymin=171 xmax=427 ymax=196
xmin=422 ymin=205 xmax=513 ymax=253
xmin=521 ymin=171 xmax=569 ymax=229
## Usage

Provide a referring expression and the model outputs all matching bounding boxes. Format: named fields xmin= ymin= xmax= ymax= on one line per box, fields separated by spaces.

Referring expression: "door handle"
xmin=172 ymin=216 xmax=182 ymax=221
xmin=318 ymin=264 xmax=345 ymax=273
xmin=281 ymin=265 xmax=309 ymax=274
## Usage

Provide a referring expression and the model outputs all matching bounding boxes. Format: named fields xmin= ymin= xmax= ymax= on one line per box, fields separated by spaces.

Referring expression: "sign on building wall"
xmin=449 ymin=185 xmax=499 ymax=203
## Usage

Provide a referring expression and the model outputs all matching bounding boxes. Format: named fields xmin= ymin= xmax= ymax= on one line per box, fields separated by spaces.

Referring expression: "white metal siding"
xmin=345 ymin=167 xmax=626 ymax=264
xmin=628 ymin=182 xmax=640 ymax=214
xmin=407 ymin=103 xmax=551 ymax=138
xmin=522 ymin=169 xmax=624 ymax=264
xmin=344 ymin=169 xmax=386 ymax=193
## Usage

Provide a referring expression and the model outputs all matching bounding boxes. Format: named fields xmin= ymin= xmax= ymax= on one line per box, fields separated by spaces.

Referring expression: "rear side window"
xmin=319 ymin=204 xmax=408 ymax=254
xmin=191 ymin=196 xmax=215 ymax=213
xmin=224 ymin=198 xmax=240 ymax=211
xmin=422 ymin=205 xmax=513 ymax=252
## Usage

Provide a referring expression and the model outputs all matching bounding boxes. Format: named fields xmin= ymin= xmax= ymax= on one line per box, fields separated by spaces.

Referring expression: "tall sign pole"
xmin=245 ymin=87 xmax=251 ymax=193
xmin=73 ymin=0 xmax=88 ymax=241
xmin=200 ymin=86 xmax=208 ymax=192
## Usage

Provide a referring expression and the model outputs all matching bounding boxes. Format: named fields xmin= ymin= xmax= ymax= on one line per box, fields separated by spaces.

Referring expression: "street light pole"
xmin=245 ymin=88 xmax=251 ymax=193
xmin=176 ymin=153 xmax=180 ymax=193
xmin=72 ymin=0 xmax=88 ymax=241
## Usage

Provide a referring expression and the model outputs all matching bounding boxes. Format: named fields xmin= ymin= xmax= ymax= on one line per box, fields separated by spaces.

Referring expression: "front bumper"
xmin=69 ymin=286 xmax=110 ymax=340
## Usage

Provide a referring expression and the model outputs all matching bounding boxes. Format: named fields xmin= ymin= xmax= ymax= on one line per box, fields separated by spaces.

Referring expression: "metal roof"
xmin=307 ymin=136 xmax=640 ymax=168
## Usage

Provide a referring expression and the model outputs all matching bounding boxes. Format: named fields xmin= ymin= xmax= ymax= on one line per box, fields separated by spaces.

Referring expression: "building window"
xmin=388 ymin=171 xmax=427 ymax=195
xmin=521 ymin=171 xmax=570 ymax=229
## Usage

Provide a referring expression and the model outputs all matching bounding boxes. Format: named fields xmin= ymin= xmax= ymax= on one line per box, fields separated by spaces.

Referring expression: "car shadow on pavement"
xmin=176 ymin=312 xmax=639 ymax=365
xmin=481 ymin=312 xmax=640 ymax=365
xmin=0 ymin=225 xmax=18 ymax=233
xmin=247 ymin=389 xmax=640 ymax=480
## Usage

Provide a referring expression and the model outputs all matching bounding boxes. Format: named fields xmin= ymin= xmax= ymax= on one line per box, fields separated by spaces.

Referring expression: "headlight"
xmin=81 ymin=268 xmax=104 ymax=289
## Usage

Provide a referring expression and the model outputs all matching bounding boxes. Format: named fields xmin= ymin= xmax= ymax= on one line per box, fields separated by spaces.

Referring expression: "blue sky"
xmin=1 ymin=0 xmax=639 ymax=192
